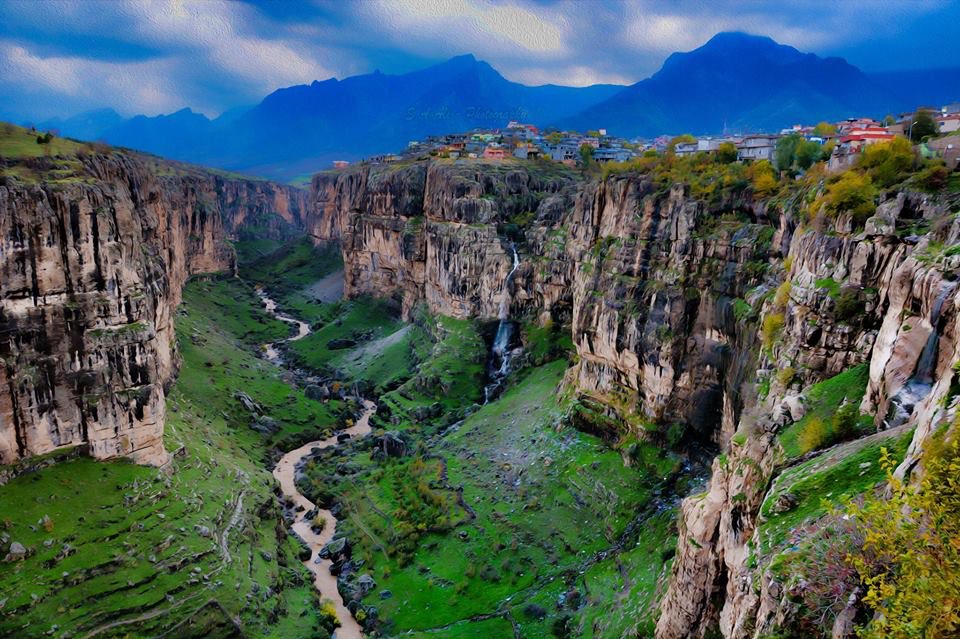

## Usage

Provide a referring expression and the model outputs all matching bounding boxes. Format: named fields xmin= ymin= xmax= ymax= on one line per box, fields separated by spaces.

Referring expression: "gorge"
xmin=1 ymin=130 xmax=959 ymax=639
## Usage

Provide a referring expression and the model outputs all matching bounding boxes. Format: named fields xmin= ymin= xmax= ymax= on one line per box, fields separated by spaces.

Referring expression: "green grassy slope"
xmin=0 ymin=279 xmax=346 ymax=638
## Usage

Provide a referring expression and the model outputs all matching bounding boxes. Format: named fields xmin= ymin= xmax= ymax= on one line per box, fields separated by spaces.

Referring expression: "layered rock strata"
xmin=0 ymin=152 xmax=309 ymax=467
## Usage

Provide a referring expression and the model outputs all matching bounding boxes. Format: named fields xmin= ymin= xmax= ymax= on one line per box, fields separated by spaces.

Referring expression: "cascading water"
xmin=886 ymin=281 xmax=957 ymax=428
xmin=484 ymin=244 xmax=520 ymax=403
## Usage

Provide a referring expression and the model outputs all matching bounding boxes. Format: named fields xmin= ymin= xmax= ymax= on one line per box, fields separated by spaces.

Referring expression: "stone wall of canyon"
xmin=309 ymin=159 xmax=960 ymax=638
xmin=0 ymin=152 xmax=310 ymax=468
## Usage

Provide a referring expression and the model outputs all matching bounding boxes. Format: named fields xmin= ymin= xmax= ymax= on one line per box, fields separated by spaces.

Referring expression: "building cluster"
xmin=331 ymin=102 xmax=960 ymax=173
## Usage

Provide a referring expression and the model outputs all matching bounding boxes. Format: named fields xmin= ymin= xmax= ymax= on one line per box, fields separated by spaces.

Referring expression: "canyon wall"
xmin=0 ymin=152 xmax=310 ymax=468
xmin=311 ymin=159 xmax=960 ymax=638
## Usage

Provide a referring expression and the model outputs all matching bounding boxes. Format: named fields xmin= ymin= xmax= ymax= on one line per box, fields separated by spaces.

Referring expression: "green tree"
xmin=909 ymin=110 xmax=937 ymax=141
xmin=774 ymin=134 xmax=801 ymax=172
xmin=578 ymin=143 xmax=595 ymax=166
xmin=545 ymin=132 xmax=563 ymax=145
xmin=716 ymin=141 xmax=738 ymax=164
xmin=882 ymin=114 xmax=897 ymax=127
xmin=794 ymin=138 xmax=825 ymax=170
xmin=586 ymin=129 xmax=602 ymax=138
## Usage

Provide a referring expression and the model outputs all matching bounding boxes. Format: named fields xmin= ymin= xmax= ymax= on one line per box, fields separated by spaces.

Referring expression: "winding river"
xmin=257 ymin=286 xmax=373 ymax=639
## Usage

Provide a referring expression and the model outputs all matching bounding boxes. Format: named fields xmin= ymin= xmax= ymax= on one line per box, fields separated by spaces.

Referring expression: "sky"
xmin=1 ymin=0 xmax=958 ymax=122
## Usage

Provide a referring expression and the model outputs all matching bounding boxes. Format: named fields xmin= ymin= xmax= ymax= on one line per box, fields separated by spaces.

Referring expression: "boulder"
xmin=4 ymin=541 xmax=26 ymax=562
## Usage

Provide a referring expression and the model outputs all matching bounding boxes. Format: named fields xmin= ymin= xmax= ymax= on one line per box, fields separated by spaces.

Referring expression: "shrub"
xmin=846 ymin=441 xmax=960 ymax=638
xmin=776 ymin=366 xmax=795 ymax=387
xmin=859 ymin=137 xmax=914 ymax=188
xmin=716 ymin=141 xmax=738 ymax=164
xmin=748 ymin=159 xmax=779 ymax=197
xmin=798 ymin=416 xmax=829 ymax=453
xmin=817 ymin=170 xmax=877 ymax=225
xmin=831 ymin=402 xmax=859 ymax=441
xmin=761 ymin=313 xmax=785 ymax=348
xmin=833 ymin=287 xmax=863 ymax=322
xmin=773 ymin=281 xmax=792 ymax=309
xmin=916 ymin=163 xmax=950 ymax=192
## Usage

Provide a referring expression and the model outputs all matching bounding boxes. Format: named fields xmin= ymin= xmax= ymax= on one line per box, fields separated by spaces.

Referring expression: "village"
xmin=333 ymin=102 xmax=960 ymax=173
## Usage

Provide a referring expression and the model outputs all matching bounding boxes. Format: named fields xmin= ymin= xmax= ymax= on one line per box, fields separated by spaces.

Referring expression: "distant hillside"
xmin=38 ymin=34 xmax=960 ymax=180
xmin=560 ymin=32 xmax=948 ymax=136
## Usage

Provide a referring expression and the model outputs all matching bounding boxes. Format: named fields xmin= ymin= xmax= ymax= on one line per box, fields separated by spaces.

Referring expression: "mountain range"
xmin=34 ymin=32 xmax=960 ymax=181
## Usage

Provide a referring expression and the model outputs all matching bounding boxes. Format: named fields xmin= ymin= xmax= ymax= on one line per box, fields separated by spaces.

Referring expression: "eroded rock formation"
xmin=0 ymin=152 xmax=310 ymax=467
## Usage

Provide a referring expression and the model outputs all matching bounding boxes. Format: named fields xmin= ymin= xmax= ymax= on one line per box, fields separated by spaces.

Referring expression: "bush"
xmin=776 ymin=366 xmax=795 ymax=387
xmin=859 ymin=137 xmax=914 ymax=188
xmin=798 ymin=416 xmax=829 ymax=453
xmin=748 ymin=159 xmax=779 ymax=197
xmin=915 ymin=163 xmax=950 ymax=192
xmin=761 ymin=313 xmax=785 ymax=348
xmin=847 ymin=441 xmax=960 ymax=638
xmin=831 ymin=402 xmax=859 ymax=441
xmin=773 ymin=281 xmax=792 ymax=309
xmin=716 ymin=141 xmax=738 ymax=164
xmin=817 ymin=170 xmax=877 ymax=225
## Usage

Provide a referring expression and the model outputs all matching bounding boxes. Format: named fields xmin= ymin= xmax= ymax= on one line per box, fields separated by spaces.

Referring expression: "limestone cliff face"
xmin=314 ymin=159 xmax=960 ymax=638
xmin=0 ymin=152 xmax=309 ymax=468
xmin=656 ymin=193 xmax=960 ymax=639
xmin=308 ymin=161 xmax=577 ymax=319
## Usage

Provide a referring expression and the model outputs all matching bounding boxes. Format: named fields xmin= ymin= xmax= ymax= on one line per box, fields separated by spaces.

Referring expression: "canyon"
xmin=2 ymin=145 xmax=959 ymax=638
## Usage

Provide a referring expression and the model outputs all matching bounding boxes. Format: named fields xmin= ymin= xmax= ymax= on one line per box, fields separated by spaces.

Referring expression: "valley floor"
xmin=0 ymin=237 xmax=693 ymax=638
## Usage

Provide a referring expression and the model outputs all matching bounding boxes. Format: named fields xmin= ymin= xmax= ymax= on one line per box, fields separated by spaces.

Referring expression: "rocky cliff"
xmin=311 ymin=158 xmax=960 ymax=638
xmin=0 ymin=152 xmax=310 ymax=468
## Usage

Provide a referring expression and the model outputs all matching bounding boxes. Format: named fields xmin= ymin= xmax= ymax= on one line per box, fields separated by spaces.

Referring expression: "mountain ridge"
xmin=35 ymin=32 xmax=960 ymax=180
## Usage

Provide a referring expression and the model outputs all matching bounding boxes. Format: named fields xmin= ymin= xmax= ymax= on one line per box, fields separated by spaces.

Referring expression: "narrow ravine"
xmin=256 ymin=286 xmax=375 ymax=639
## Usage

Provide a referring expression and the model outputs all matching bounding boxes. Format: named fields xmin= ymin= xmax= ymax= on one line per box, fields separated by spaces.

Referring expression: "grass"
xmin=239 ymin=237 xmax=344 ymax=324
xmin=302 ymin=361 xmax=682 ymax=637
xmin=778 ymin=363 xmax=871 ymax=460
xmin=183 ymin=277 xmax=291 ymax=348
xmin=0 ymin=123 xmax=86 ymax=158
xmin=759 ymin=428 xmax=913 ymax=554
xmin=0 ymin=278 xmax=344 ymax=638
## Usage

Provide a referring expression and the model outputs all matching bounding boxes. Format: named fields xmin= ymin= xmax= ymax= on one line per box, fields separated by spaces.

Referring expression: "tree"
xmin=774 ymin=134 xmax=801 ymax=172
xmin=667 ymin=134 xmax=696 ymax=153
xmin=882 ymin=114 xmax=897 ymax=127
xmin=812 ymin=121 xmax=837 ymax=137
xmin=546 ymin=132 xmax=563 ymax=145
xmin=748 ymin=160 xmax=779 ymax=196
xmin=716 ymin=141 xmax=738 ymax=164
xmin=818 ymin=170 xmax=877 ymax=224
xmin=846 ymin=441 xmax=960 ymax=639
xmin=794 ymin=138 xmax=825 ymax=170
xmin=909 ymin=110 xmax=937 ymax=142
xmin=859 ymin=137 xmax=914 ymax=188
xmin=578 ymin=143 xmax=595 ymax=166
xmin=586 ymin=129 xmax=602 ymax=138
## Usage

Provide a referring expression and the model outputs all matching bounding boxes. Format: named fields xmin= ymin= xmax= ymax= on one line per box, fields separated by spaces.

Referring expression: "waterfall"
xmin=484 ymin=244 xmax=520 ymax=403
xmin=887 ymin=281 xmax=956 ymax=428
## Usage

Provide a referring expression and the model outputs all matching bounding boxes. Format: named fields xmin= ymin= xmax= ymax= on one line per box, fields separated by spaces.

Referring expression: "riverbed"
xmin=258 ymin=286 xmax=373 ymax=639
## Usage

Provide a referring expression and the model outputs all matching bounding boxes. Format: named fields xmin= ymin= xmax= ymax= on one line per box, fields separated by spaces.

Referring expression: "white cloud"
xmin=0 ymin=41 xmax=189 ymax=115
xmin=509 ymin=64 xmax=632 ymax=87
xmin=362 ymin=0 xmax=569 ymax=58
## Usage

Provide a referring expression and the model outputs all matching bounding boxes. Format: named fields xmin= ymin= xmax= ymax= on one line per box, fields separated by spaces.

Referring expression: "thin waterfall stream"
xmin=484 ymin=243 xmax=520 ymax=403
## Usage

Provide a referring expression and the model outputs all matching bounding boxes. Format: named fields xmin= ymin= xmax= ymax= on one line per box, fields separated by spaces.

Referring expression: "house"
xmin=593 ymin=147 xmax=633 ymax=163
xmin=737 ymin=135 xmax=779 ymax=161
xmin=483 ymin=144 xmax=507 ymax=160
xmin=927 ymin=137 xmax=960 ymax=170
xmin=936 ymin=114 xmax=960 ymax=134
xmin=674 ymin=142 xmax=699 ymax=156
xmin=839 ymin=127 xmax=897 ymax=152
xmin=332 ymin=160 xmax=350 ymax=169
xmin=837 ymin=117 xmax=881 ymax=134
xmin=942 ymin=102 xmax=960 ymax=115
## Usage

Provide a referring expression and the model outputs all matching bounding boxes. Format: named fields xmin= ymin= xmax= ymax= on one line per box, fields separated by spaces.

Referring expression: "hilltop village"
xmin=331 ymin=102 xmax=960 ymax=174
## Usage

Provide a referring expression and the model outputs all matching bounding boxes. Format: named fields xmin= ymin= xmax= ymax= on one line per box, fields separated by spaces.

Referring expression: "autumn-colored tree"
xmin=816 ymin=171 xmax=877 ymax=224
xmin=859 ymin=137 xmax=914 ymax=187
xmin=846 ymin=441 xmax=960 ymax=638
xmin=716 ymin=141 xmax=738 ymax=164
xmin=813 ymin=121 xmax=837 ymax=137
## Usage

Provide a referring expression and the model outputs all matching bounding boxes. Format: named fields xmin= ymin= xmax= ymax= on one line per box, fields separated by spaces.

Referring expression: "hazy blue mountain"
xmin=43 ymin=34 xmax=960 ymax=180
xmin=561 ymin=32 xmax=899 ymax=136
xmin=36 ymin=108 xmax=124 ymax=141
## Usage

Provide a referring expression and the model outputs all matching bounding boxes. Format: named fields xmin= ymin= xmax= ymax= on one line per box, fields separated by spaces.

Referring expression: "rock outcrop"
xmin=310 ymin=159 xmax=960 ymax=638
xmin=0 ymin=152 xmax=310 ymax=468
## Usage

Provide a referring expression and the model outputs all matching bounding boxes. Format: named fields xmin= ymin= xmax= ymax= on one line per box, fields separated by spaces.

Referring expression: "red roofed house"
xmin=483 ymin=144 xmax=507 ymax=160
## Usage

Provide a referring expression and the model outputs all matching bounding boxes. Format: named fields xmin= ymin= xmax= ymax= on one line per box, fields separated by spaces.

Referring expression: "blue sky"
xmin=1 ymin=0 xmax=958 ymax=122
